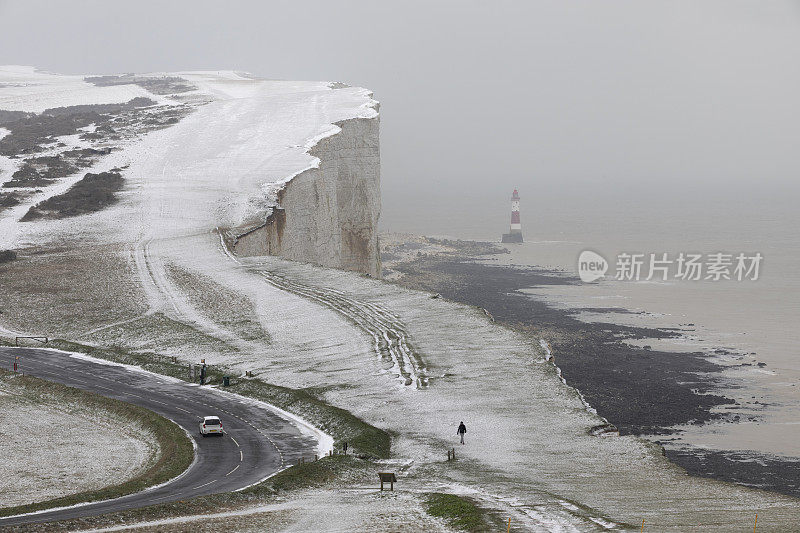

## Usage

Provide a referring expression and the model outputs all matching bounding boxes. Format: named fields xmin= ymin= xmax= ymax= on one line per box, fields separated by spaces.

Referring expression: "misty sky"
xmin=1 ymin=1 xmax=798 ymax=237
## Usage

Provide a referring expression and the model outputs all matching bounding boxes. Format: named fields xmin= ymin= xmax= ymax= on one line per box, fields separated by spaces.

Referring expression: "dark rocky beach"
xmin=381 ymin=235 xmax=800 ymax=499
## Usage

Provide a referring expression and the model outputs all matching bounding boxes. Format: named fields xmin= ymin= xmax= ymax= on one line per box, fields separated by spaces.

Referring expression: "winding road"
xmin=0 ymin=346 xmax=320 ymax=528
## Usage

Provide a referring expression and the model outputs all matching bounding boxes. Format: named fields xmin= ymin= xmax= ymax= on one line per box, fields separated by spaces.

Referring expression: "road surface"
xmin=0 ymin=346 xmax=320 ymax=527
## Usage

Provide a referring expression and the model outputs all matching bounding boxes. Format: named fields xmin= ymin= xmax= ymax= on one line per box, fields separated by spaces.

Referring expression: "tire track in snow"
xmin=256 ymin=270 xmax=429 ymax=389
xmin=215 ymin=230 xmax=428 ymax=388
xmin=132 ymin=237 xmax=245 ymax=349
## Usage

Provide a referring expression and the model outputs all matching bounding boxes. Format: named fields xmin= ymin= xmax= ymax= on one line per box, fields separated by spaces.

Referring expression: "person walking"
xmin=457 ymin=421 xmax=467 ymax=444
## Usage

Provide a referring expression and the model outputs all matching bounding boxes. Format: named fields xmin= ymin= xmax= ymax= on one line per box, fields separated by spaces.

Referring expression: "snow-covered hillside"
xmin=2 ymin=67 xmax=799 ymax=530
xmin=0 ymin=67 xmax=381 ymax=276
xmin=0 ymin=66 xmax=156 ymax=112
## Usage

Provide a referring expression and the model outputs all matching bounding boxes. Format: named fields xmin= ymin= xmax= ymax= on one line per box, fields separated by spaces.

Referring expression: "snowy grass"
xmin=0 ymin=370 xmax=193 ymax=518
xmin=0 ymin=373 xmax=155 ymax=509
xmin=425 ymin=492 xmax=487 ymax=531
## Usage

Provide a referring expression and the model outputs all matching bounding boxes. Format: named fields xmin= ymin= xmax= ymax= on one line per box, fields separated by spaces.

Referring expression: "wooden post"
xmin=390 ymin=479 xmax=394 ymax=491
xmin=507 ymin=517 xmax=511 ymax=533
xmin=641 ymin=518 xmax=645 ymax=532
xmin=754 ymin=513 xmax=758 ymax=532
xmin=380 ymin=478 xmax=384 ymax=491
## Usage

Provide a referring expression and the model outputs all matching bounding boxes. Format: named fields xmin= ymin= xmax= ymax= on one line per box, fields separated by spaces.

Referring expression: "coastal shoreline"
xmin=380 ymin=233 xmax=800 ymax=499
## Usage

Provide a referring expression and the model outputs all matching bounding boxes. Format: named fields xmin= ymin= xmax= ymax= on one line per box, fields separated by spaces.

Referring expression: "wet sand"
xmin=381 ymin=235 xmax=800 ymax=498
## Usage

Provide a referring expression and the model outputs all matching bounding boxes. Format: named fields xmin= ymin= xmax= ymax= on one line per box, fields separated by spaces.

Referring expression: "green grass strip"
xmin=425 ymin=492 xmax=486 ymax=531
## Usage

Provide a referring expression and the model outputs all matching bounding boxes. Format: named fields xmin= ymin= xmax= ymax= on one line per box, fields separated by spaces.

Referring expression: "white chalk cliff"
xmin=233 ymin=112 xmax=381 ymax=278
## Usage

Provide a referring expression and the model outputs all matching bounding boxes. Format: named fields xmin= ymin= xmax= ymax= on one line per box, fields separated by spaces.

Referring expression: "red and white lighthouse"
xmin=501 ymin=189 xmax=523 ymax=243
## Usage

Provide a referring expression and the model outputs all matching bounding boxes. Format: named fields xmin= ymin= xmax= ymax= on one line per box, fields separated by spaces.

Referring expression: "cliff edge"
xmin=233 ymin=112 xmax=381 ymax=278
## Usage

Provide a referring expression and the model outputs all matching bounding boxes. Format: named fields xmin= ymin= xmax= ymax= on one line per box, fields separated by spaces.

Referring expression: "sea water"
xmin=382 ymin=184 xmax=800 ymax=458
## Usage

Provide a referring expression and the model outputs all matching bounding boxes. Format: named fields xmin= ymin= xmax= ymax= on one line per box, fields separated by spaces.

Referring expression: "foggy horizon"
xmin=1 ymin=0 xmax=798 ymax=237
xmin=3 ymin=3 xmax=800 ymax=528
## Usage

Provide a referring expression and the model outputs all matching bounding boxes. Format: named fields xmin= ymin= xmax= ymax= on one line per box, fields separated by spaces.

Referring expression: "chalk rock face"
xmin=235 ymin=115 xmax=381 ymax=278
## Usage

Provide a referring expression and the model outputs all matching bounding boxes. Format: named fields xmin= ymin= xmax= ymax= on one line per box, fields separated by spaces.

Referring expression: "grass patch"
xmin=0 ymin=370 xmax=193 ymax=518
xmin=46 ymin=339 xmax=390 ymax=459
xmin=0 ymin=192 xmax=22 ymax=211
xmin=85 ymin=75 xmax=196 ymax=95
xmin=425 ymin=492 xmax=486 ymax=531
xmin=0 ymin=250 xmax=16 ymax=263
xmin=0 ymin=98 xmax=155 ymax=156
xmin=21 ymin=169 xmax=124 ymax=220
xmin=246 ymin=454 xmax=365 ymax=494
xmin=227 ymin=379 xmax=389 ymax=459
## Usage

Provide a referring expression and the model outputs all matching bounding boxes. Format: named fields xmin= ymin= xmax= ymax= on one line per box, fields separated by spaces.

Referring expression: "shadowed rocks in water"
xmin=391 ymin=254 xmax=734 ymax=435
xmin=664 ymin=448 xmax=800 ymax=498
xmin=385 ymin=242 xmax=800 ymax=499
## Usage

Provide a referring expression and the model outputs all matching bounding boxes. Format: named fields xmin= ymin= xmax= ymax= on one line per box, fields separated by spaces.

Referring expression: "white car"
xmin=199 ymin=416 xmax=224 ymax=437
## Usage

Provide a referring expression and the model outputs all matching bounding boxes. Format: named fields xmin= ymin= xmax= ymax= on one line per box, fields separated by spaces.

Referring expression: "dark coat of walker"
xmin=457 ymin=421 xmax=467 ymax=444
